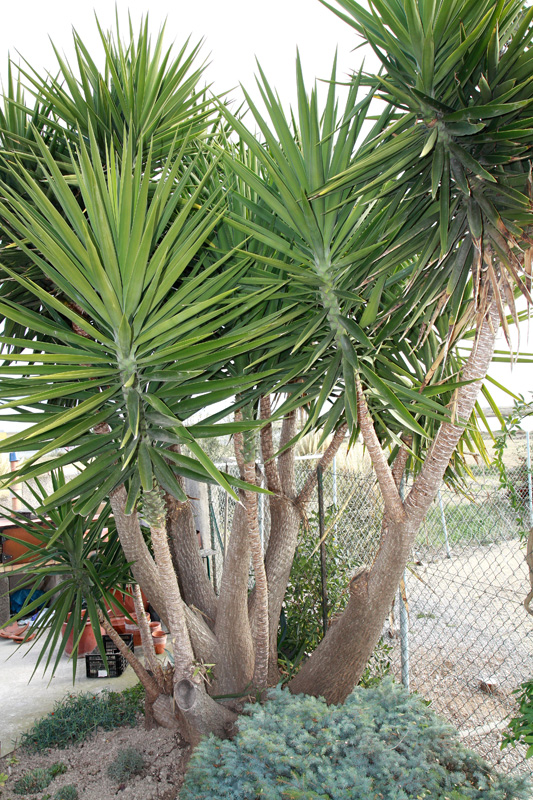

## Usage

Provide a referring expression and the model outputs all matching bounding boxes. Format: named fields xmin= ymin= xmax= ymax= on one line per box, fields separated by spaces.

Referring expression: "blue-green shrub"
xmin=181 ymin=680 xmax=529 ymax=800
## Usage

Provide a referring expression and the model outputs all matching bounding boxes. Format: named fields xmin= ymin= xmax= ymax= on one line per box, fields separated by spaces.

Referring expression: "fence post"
xmin=332 ymin=456 xmax=338 ymax=537
xmin=223 ymin=462 xmax=229 ymax=559
xmin=527 ymin=432 xmax=533 ymax=527
xmin=208 ymin=485 xmax=217 ymax=595
xmin=258 ymin=474 xmax=265 ymax=553
xmin=317 ymin=465 xmax=329 ymax=637
xmin=438 ymin=488 xmax=452 ymax=559
xmin=398 ymin=478 xmax=410 ymax=690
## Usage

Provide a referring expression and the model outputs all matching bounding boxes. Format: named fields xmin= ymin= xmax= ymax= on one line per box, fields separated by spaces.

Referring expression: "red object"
xmin=110 ymin=616 xmax=126 ymax=634
xmin=0 ymin=622 xmax=30 ymax=640
xmin=61 ymin=613 xmax=102 ymax=657
xmin=152 ymin=629 xmax=167 ymax=655
xmin=124 ymin=613 xmax=150 ymax=647
xmin=1 ymin=526 xmax=42 ymax=565
xmin=106 ymin=587 xmax=149 ymax=615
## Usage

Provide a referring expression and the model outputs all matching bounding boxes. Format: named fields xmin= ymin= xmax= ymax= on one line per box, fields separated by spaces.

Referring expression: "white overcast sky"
xmin=0 ymin=0 xmax=530 ymax=427
xmin=0 ymin=0 xmax=362 ymax=111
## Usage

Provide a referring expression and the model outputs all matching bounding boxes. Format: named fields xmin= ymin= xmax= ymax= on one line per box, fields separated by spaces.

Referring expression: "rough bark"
xmin=289 ymin=302 xmax=499 ymax=703
xmin=256 ymin=417 xmax=349 ymax=684
xmin=149 ymin=518 xmax=195 ymax=679
xmin=166 ymin=491 xmax=217 ymax=626
xmin=183 ymin=605 xmax=219 ymax=665
xmin=175 ymin=679 xmax=237 ymax=741
xmin=213 ymin=425 xmax=254 ymax=695
xmin=404 ymin=300 xmax=500 ymax=527
xmin=164 ymin=444 xmax=217 ymax=625
xmin=109 ymin=485 xmax=168 ymax=622
xmin=260 ymin=396 xmax=282 ymax=495
xmin=296 ymin=424 xmax=348 ymax=508
xmin=243 ymin=458 xmax=269 ymax=689
xmin=132 ymin=583 xmax=163 ymax=682
xmin=247 ymin=411 xmax=299 ymax=684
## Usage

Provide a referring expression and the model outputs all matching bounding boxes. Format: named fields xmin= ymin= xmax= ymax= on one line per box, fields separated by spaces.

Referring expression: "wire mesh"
xmin=208 ymin=454 xmax=533 ymax=776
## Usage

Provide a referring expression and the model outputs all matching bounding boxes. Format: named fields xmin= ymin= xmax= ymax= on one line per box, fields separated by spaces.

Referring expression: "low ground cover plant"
xmin=12 ymin=763 xmax=67 ymax=795
xmin=50 ymin=786 xmax=78 ymax=800
xmin=107 ymin=747 xmax=146 ymax=783
xmin=19 ymin=685 xmax=144 ymax=752
xmin=181 ymin=680 xmax=529 ymax=800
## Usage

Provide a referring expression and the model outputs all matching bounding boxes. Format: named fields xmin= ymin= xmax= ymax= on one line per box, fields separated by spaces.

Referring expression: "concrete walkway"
xmin=0 ymin=635 xmax=139 ymax=756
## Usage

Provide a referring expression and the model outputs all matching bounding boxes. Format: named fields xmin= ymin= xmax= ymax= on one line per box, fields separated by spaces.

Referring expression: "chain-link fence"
xmin=208 ymin=446 xmax=533 ymax=778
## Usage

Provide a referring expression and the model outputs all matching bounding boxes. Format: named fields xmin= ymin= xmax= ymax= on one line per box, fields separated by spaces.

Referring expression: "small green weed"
xmin=20 ymin=684 xmax=145 ymax=752
xmin=0 ymin=772 xmax=8 ymax=787
xmin=107 ymin=747 xmax=146 ymax=782
xmin=417 ymin=612 xmax=437 ymax=620
xmin=502 ymin=678 xmax=533 ymax=757
xmin=13 ymin=763 xmax=67 ymax=795
xmin=52 ymin=785 xmax=78 ymax=800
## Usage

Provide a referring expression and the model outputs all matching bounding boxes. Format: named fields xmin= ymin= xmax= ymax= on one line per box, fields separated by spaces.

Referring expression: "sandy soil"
xmin=0 ymin=721 xmax=190 ymax=800
xmin=387 ymin=538 xmax=533 ymax=780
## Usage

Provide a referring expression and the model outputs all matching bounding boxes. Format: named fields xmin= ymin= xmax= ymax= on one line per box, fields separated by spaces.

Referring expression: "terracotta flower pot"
xmin=106 ymin=587 xmax=149 ymax=615
xmin=149 ymin=620 xmax=162 ymax=634
xmin=124 ymin=613 xmax=150 ymax=647
xmin=61 ymin=613 xmax=100 ymax=657
xmin=152 ymin=629 xmax=167 ymax=655
xmin=1 ymin=525 xmax=42 ymax=565
xmin=110 ymin=616 xmax=127 ymax=634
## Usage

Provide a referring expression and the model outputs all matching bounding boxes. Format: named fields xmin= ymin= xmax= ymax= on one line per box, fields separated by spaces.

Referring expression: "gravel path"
xmin=387 ymin=539 xmax=533 ymax=780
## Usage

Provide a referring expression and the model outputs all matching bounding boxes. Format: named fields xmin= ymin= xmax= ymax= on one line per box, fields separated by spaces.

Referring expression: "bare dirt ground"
xmin=2 ymin=537 xmax=532 ymax=798
xmin=388 ymin=538 xmax=533 ymax=781
xmin=0 ymin=722 xmax=191 ymax=800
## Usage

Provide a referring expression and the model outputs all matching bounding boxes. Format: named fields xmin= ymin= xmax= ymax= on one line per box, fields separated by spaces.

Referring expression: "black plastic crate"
xmin=85 ymin=634 xmax=134 ymax=679
xmin=85 ymin=651 xmax=128 ymax=679
xmin=102 ymin=633 xmax=134 ymax=654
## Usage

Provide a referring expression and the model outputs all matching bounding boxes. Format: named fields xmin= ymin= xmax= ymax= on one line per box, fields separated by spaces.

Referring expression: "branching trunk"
xmin=132 ymin=583 xmax=163 ymax=682
xmin=289 ymin=301 xmax=499 ymax=703
xmin=165 ymin=445 xmax=218 ymax=625
xmin=252 ymin=413 xmax=348 ymax=684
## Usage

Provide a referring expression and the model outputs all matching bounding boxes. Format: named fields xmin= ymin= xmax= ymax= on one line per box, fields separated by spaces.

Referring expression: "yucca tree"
xmin=286 ymin=0 xmax=533 ymax=700
xmin=214 ymin=2 xmax=533 ymax=704
xmin=1 ymin=3 xmax=530 ymax=743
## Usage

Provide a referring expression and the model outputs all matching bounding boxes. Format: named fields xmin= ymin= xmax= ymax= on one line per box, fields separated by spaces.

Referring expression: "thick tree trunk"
xmin=166 ymin=491 xmax=218 ymax=626
xmin=164 ymin=444 xmax=218 ymax=625
xmin=243 ymin=458 xmax=269 ymax=689
xmin=250 ymin=413 xmax=348 ymax=684
xmin=288 ymin=517 xmax=415 ymax=701
xmin=213 ymin=503 xmax=255 ymax=695
xmin=109 ymin=485 xmax=168 ymax=623
xmin=289 ymin=301 xmax=499 ymax=703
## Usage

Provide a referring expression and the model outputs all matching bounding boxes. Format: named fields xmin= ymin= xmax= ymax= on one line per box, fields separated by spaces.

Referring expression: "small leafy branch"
xmin=192 ymin=659 xmax=216 ymax=686
xmin=501 ymin=679 xmax=533 ymax=758
xmin=493 ymin=397 xmax=533 ymax=537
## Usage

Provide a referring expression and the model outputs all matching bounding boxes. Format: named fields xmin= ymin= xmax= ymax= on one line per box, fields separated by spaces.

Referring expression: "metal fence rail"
xmin=208 ymin=453 xmax=533 ymax=776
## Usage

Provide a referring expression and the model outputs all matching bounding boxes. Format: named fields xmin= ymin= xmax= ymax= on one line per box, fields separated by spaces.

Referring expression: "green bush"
xmin=279 ymin=506 xmax=390 ymax=686
xmin=19 ymin=684 xmax=145 ymax=752
xmin=181 ymin=680 xmax=530 ymax=800
xmin=107 ymin=747 xmax=146 ymax=782
xmin=52 ymin=785 xmax=78 ymax=800
xmin=13 ymin=763 xmax=67 ymax=795
xmin=502 ymin=679 xmax=533 ymax=758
